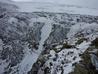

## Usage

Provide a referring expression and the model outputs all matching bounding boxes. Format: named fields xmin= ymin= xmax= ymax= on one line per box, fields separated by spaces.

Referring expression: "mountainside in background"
xmin=0 ymin=1 xmax=98 ymax=74
xmin=13 ymin=2 xmax=98 ymax=16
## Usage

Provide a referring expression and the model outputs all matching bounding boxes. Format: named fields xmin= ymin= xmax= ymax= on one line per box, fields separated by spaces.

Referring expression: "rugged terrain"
xmin=0 ymin=1 xmax=98 ymax=74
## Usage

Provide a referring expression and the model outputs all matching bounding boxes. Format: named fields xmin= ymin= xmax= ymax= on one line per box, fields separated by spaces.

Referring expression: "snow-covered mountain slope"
xmin=0 ymin=1 xmax=98 ymax=74
xmin=28 ymin=14 xmax=98 ymax=74
xmin=29 ymin=41 xmax=90 ymax=74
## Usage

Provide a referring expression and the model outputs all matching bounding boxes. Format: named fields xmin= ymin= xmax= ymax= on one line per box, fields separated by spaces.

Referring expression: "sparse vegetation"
xmin=61 ymin=43 xmax=74 ymax=49
xmin=91 ymin=38 xmax=98 ymax=48
xmin=70 ymin=46 xmax=98 ymax=74
xmin=70 ymin=64 xmax=89 ymax=74
xmin=51 ymin=48 xmax=59 ymax=53
xmin=76 ymin=38 xmax=87 ymax=45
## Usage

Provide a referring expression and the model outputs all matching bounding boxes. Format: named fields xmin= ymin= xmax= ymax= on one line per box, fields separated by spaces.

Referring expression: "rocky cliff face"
xmin=0 ymin=1 xmax=98 ymax=74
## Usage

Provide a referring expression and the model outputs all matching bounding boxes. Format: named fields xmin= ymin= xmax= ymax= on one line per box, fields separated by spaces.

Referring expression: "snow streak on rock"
xmin=38 ymin=19 xmax=52 ymax=53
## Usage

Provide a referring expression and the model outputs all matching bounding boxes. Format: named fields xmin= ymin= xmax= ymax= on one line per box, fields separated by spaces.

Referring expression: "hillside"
xmin=0 ymin=1 xmax=98 ymax=74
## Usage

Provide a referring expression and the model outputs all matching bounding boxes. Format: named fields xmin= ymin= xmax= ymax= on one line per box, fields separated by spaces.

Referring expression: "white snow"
xmin=18 ymin=47 xmax=38 ymax=74
xmin=37 ymin=18 xmax=52 ymax=53
xmin=8 ymin=17 xmax=18 ymax=24
xmin=49 ymin=48 xmax=81 ymax=74
xmin=77 ymin=41 xmax=91 ymax=53
xmin=67 ymin=23 xmax=98 ymax=38
xmin=67 ymin=22 xmax=98 ymax=44
xmin=47 ymin=41 xmax=90 ymax=74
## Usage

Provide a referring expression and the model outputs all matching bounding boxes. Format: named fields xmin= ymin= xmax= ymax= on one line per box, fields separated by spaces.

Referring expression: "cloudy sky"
xmin=11 ymin=0 xmax=98 ymax=9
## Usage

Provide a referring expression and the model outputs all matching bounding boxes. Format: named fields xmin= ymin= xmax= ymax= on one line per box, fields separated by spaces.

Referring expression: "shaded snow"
xmin=17 ymin=47 xmax=38 ymax=74
xmin=0 ymin=39 xmax=3 ymax=51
